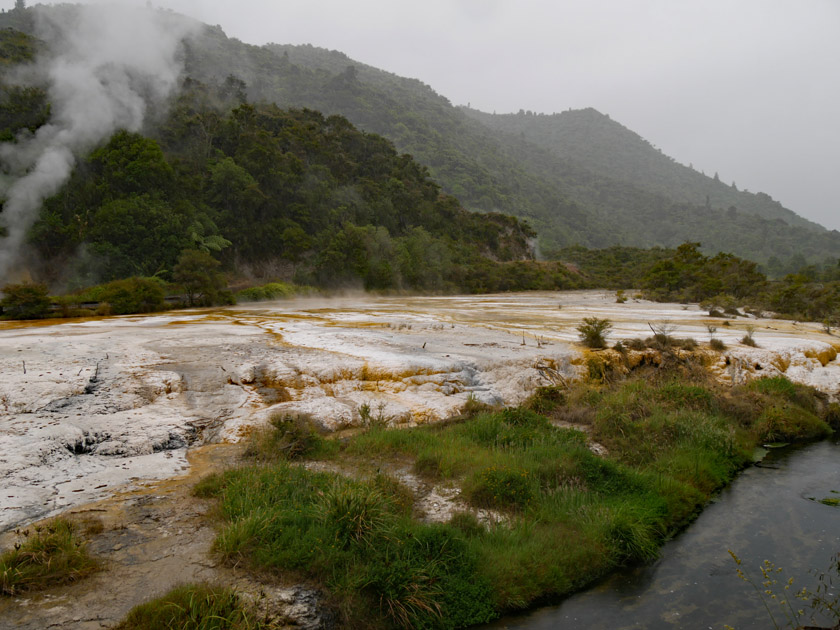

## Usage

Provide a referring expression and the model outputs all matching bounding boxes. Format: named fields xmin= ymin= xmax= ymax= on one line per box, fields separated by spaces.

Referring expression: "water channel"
xmin=487 ymin=438 xmax=840 ymax=629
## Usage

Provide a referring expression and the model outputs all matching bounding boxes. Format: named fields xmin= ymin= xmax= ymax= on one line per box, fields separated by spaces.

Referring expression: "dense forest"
xmin=0 ymin=23 xmax=582 ymax=298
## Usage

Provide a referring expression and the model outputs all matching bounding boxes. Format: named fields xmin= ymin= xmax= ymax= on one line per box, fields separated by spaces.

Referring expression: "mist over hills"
xmin=1 ymin=4 xmax=838 ymax=279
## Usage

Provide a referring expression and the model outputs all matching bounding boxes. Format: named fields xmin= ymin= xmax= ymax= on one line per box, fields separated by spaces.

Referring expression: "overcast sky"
xmin=14 ymin=0 xmax=840 ymax=231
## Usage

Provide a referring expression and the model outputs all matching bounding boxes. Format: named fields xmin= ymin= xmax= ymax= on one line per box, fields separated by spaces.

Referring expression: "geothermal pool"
xmin=1 ymin=291 xmax=838 ymax=531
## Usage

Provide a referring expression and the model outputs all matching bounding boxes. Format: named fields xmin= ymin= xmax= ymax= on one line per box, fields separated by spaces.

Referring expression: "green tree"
xmin=90 ymin=195 xmax=192 ymax=279
xmin=173 ymin=249 xmax=226 ymax=306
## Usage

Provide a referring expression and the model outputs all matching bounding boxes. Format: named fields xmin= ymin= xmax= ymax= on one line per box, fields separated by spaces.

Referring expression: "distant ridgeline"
xmin=1 ymin=5 xmax=838 ymax=298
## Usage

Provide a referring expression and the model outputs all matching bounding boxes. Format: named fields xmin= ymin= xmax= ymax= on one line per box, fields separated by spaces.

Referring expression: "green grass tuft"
xmin=0 ymin=518 xmax=100 ymax=596
xmin=113 ymin=583 xmax=259 ymax=630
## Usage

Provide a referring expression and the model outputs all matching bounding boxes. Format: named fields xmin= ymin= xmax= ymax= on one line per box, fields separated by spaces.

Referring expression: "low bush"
xmin=753 ymin=404 xmax=831 ymax=443
xmin=244 ymin=413 xmax=335 ymax=461
xmin=98 ymin=276 xmax=167 ymax=314
xmin=526 ymin=386 xmax=566 ymax=414
xmin=235 ymin=282 xmax=297 ymax=303
xmin=709 ymin=338 xmax=727 ymax=351
xmin=317 ymin=482 xmax=387 ymax=548
xmin=198 ymin=366 xmax=838 ymax=628
xmin=749 ymin=376 xmax=819 ymax=414
xmin=0 ymin=282 xmax=51 ymax=320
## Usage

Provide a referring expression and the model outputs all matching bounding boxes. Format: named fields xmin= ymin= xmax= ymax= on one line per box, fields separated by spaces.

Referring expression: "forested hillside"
xmin=2 ymin=4 xmax=838 ymax=288
xmin=175 ymin=27 xmax=839 ymax=265
xmin=1 ymin=11 xmax=590 ymax=297
xmin=462 ymin=107 xmax=821 ymax=230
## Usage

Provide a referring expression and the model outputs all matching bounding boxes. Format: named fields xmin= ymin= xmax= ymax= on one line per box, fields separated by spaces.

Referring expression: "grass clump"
xmin=463 ymin=465 xmax=537 ymax=511
xmin=244 ymin=413 xmax=336 ymax=461
xmin=0 ymin=518 xmax=100 ymax=596
xmin=207 ymin=463 xmax=495 ymax=629
xmin=113 ymin=583 xmax=259 ymax=630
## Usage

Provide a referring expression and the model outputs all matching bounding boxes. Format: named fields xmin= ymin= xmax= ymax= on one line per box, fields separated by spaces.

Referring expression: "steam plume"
xmin=0 ymin=3 xmax=197 ymax=281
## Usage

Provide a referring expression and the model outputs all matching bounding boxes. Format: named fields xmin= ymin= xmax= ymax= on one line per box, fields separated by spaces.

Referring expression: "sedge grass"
xmin=195 ymin=369 xmax=835 ymax=628
xmin=0 ymin=518 xmax=100 ymax=596
xmin=113 ymin=583 xmax=260 ymax=630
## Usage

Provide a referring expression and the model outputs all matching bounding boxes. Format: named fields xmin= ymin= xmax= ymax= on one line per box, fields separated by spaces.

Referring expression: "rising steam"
xmin=0 ymin=3 xmax=197 ymax=281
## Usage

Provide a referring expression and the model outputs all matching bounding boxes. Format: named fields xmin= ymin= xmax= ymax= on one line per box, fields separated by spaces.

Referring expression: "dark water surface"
xmin=486 ymin=438 xmax=840 ymax=630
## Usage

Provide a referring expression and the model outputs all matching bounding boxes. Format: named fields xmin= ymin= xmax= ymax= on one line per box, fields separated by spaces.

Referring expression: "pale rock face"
xmin=1 ymin=291 xmax=838 ymax=531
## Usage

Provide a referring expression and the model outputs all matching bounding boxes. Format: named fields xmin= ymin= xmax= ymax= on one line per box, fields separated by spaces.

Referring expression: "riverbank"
xmin=189 ymin=364 xmax=836 ymax=627
xmin=486 ymin=436 xmax=840 ymax=630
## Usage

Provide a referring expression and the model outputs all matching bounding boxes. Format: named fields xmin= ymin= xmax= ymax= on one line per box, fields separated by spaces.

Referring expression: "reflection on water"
xmin=487 ymin=438 xmax=840 ymax=630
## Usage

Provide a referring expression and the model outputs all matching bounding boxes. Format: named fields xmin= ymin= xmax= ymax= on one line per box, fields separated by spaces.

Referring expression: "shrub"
xmin=244 ymin=413 xmax=330 ymax=461
xmin=235 ymin=282 xmax=296 ymax=303
xmin=675 ymin=337 xmax=698 ymax=350
xmin=0 ymin=518 xmax=99 ymax=595
xmin=750 ymin=376 xmax=819 ymax=414
xmin=741 ymin=324 xmax=758 ymax=347
xmin=576 ymin=317 xmax=612 ymax=349
xmin=607 ymin=504 xmax=661 ymax=562
xmin=192 ymin=473 xmax=227 ymax=499
xmin=98 ymin=276 xmax=167 ymax=314
xmin=526 ymin=386 xmax=566 ymax=414
xmin=709 ymin=338 xmax=727 ymax=351
xmin=826 ymin=403 xmax=840 ymax=430
xmin=0 ymin=282 xmax=51 ymax=319
xmin=626 ymin=338 xmax=647 ymax=351
xmin=754 ymin=404 xmax=831 ymax=442
xmin=448 ymin=511 xmax=485 ymax=538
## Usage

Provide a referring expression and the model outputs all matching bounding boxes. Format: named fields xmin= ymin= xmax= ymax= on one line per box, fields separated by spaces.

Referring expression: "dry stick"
xmin=22 ymin=360 xmax=26 ymax=374
xmin=77 ymin=367 xmax=83 ymax=376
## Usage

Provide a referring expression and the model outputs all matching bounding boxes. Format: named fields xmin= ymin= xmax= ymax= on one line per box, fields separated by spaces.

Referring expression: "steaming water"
xmin=1 ymin=291 xmax=838 ymax=532
xmin=486 ymin=438 xmax=840 ymax=630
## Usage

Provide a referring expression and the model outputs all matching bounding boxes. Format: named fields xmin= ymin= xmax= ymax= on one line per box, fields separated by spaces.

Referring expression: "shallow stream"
xmin=487 ymin=438 xmax=840 ymax=629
